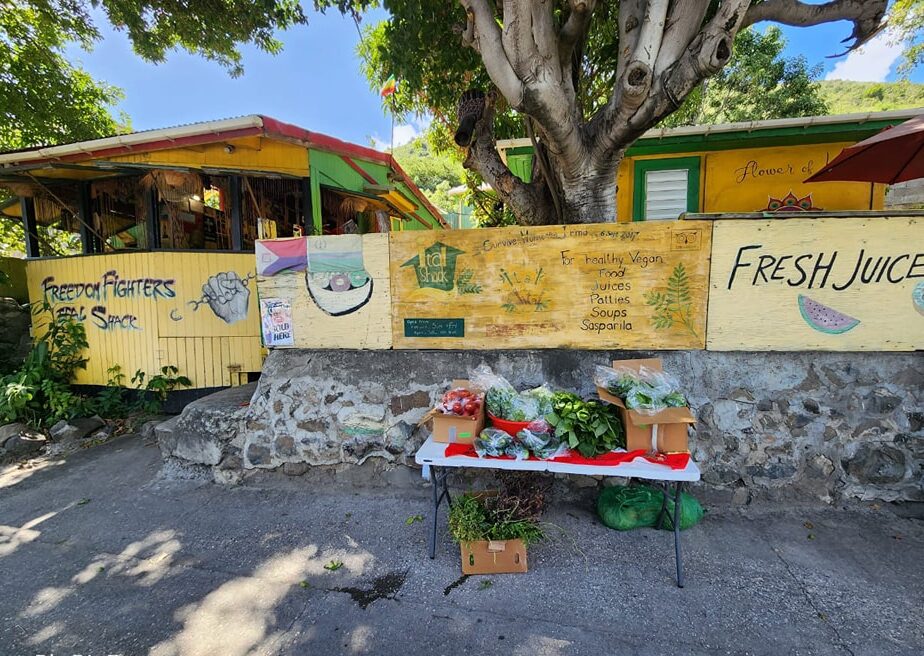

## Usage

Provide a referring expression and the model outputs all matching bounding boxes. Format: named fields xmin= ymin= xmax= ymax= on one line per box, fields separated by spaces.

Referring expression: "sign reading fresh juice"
xmin=707 ymin=216 xmax=924 ymax=351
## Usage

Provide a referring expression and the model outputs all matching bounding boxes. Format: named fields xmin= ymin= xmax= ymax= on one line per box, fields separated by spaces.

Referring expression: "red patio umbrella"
xmin=805 ymin=113 xmax=924 ymax=184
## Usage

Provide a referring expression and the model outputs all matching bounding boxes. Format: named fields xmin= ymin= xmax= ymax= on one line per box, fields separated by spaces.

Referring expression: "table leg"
xmin=672 ymin=481 xmax=685 ymax=588
xmin=429 ymin=466 xmax=440 ymax=559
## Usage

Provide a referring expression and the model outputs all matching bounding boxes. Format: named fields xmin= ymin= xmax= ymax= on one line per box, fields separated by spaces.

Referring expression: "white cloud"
xmin=392 ymin=123 xmax=419 ymax=146
xmin=369 ymin=118 xmax=427 ymax=151
xmin=825 ymin=31 xmax=902 ymax=82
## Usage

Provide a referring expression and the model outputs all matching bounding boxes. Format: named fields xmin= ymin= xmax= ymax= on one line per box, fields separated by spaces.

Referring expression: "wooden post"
xmin=301 ymin=177 xmax=312 ymax=236
xmin=229 ymin=175 xmax=244 ymax=251
xmin=308 ymin=166 xmax=323 ymax=235
xmin=77 ymin=182 xmax=95 ymax=254
xmin=145 ymin=184 xmax=161 ymax=250
xmin=20 ymin=196 xmax=39 ymax=258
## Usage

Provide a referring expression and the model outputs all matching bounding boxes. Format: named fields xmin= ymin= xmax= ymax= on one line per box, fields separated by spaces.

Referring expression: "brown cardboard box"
xmin=428 ymin=380 xmax=486 ymax=444
xmin=460 ymin=539 xmax=528 ymax=574
xmin=596 ymin=358 xmax=694 ymax=454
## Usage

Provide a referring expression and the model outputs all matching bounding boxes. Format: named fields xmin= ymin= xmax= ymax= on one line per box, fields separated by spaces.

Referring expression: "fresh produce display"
xmin=595 ymin=365 xmax=687 ymax=413
xmin=437 ymin=388 xmax=484 ymax=417
xmin=546 ymin=392 xmax=625 ymax=458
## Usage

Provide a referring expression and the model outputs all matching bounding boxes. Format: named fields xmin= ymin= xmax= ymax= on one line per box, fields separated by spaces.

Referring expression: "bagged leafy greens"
xmin=470 ymin=364 xmax=554 ymax=422
xmin=594 ymin=364 xmax=687 ymax=415
xmin=517 ymin=419 xmax=566 ymax=460
xmin=473 ymin=428 xmax=512 ymax=457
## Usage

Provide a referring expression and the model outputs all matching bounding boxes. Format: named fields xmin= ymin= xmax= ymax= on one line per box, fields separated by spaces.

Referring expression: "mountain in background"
xmin=818 ymin=80 xmax=924 ymax=115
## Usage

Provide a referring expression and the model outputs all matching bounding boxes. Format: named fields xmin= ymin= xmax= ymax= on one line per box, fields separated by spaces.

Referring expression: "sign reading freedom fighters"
xmin=390 ymin=221 xmax=712 ymax=349
xmin=707 ymin=216 xmax=924 ymax=351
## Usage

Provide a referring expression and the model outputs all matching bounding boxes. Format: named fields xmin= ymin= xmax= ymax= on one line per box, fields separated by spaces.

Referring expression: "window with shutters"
xmin=632 ymin=156 xmax=701 ymax=221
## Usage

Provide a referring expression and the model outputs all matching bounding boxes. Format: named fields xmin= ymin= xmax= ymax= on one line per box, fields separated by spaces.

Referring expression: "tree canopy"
xmin=355 ymin=1 xmax=889 ymax=225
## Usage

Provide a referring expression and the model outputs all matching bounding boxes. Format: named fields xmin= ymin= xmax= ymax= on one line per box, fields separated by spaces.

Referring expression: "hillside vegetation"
xmin=818 ymin=80 xmax=924 ymax=115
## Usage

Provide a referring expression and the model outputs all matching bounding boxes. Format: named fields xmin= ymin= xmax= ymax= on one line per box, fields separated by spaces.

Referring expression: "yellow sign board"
xmin=390 ymin=221 xmax=712 ymax=349
xmin=707 ymin=216 xmax=924 ymax=351
xmin=703 ymin=143 xmax=878 ymax=213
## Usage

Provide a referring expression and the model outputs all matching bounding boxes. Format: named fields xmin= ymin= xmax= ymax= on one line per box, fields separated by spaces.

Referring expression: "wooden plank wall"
xmin=389 ymin=221 xmax=712 ymax=349
xmin=26 ymin=252 xmax=262 ymax=388
xmin=707 ymin=216 xmax=924 ymax=351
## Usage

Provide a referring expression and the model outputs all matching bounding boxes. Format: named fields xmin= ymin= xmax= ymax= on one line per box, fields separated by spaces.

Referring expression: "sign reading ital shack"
xmin=390 ymin=221 xmax=712 ymax=350
xmin=707 ymin=216 xmax=924 ymax=351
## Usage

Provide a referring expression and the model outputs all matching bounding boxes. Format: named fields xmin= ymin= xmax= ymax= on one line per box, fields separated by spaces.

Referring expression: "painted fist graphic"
xmin=202 ymin=271 xmax=250 ymax=324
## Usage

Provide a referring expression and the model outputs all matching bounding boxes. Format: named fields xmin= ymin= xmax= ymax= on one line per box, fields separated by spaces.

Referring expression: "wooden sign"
xmin=707 ymin=216 xmax=924 ymax=351
xmin=703 ymin=144 xmax=879 ymax=214
xmin=255 ymin=233 xmax=393 ymax=349
xmin=390 ymin=221 xmax=712 ymax=350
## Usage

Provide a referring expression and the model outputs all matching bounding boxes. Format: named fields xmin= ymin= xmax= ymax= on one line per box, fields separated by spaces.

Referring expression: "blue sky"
xmin=67 ymin=8 xmax=922 ymax=149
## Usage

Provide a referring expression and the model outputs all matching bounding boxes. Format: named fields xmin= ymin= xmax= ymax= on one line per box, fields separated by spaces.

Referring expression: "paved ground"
xmin=1 ymin=435 xmax=922 ymax=656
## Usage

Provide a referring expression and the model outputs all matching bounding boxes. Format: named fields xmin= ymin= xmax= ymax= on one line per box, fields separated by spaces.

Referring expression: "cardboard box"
xmin=460 ymin=539 xmax=528 ymax=574
xmin=428 ymin=380 xmax=485 ymax=444
xmin=596 ymin=358 xmax=694 ymax=454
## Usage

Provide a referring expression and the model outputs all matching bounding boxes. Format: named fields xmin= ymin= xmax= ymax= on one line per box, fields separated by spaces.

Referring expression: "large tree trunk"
xmin=456 ymin=0 xmax=888 ymax=226
xmin=557 ymin=156 xmax=621 ymax=224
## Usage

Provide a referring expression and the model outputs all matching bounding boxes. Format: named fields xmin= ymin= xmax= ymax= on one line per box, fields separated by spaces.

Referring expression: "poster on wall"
xmin=260 ymin=298 xmax=294 ymax=347
xmin=707 ymin=216 xmax=923 ymax=351
xmin=390 ymin=221 xmax=713 ymax=350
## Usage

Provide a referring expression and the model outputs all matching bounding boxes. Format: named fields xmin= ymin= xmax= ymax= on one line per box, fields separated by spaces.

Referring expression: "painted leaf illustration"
xmin=645 ymin=263 xmax=697 ymax=337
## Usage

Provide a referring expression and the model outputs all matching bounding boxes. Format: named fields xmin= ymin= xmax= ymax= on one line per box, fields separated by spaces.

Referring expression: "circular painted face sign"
xmin=913 ymin=280 xmax=924 ymax=317
xmin=329 ymin=273 xmax=352 ymax=292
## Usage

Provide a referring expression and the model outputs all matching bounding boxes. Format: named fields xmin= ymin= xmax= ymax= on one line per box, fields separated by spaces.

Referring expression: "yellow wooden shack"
xmin=498 ymin=109 xmax=923 ymax=222
xmin=0 ymin=116 xmax=446 ymax=389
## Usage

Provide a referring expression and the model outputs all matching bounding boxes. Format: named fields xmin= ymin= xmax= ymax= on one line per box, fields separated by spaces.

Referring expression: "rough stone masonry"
xmin=158 ymin=349 xmax=924 ymax=502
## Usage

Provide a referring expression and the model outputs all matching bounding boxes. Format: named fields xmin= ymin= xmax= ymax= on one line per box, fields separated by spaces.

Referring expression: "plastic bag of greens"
xmin=470 ymin=365 xmax=518 ymax=419
xmin=628 ymin=366 xmax=686 ymax=415
xmin=473 ymin=427 xmax=511 ymax=457
xmin=517 ymin=419 xmax=565 ymax=460
xmin=523 ymin=385 xmax=556 ymax=418
xmin=504 ymin=441 xmax=531 ymax=460
xmin=595 ymin=365 xmax=643 ymax=399
xmin=597 ymin=484 xmax=704 ymax=531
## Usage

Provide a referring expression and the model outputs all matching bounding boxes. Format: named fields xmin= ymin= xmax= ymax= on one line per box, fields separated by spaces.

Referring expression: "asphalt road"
xmin=1 ymin=435 xmax=922 ymax=656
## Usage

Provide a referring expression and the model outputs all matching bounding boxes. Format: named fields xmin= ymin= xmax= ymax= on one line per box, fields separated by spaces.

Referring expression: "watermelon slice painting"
xmin=798 ymin=295 xmax=860 ymax=334
xmin=913 ymin=281 xmax=924 ymax=317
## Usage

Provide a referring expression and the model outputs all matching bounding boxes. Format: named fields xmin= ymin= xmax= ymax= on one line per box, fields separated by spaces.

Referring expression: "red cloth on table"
xmin=443 ymin=443 xmax=690 ymax=470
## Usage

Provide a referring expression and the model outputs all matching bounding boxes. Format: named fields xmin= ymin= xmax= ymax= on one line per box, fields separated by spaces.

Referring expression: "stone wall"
xmin=0 ymin=298 xmax=31 ymax=373
xmin=163 ymin=348 xmax=923 ymax=503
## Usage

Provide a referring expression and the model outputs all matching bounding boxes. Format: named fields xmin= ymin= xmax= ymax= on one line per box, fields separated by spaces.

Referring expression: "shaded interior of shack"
xmin=3 ymin=169 xmax=413 ymax=257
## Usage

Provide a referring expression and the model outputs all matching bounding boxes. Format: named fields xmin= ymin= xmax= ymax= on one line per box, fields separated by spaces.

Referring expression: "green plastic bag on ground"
xmin=597 ymin=484 xmax=704 ymax=531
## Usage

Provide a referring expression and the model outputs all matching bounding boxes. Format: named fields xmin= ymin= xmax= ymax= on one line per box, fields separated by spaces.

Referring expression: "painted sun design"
xmin=762 ymin=191 xmax=821 ymax=212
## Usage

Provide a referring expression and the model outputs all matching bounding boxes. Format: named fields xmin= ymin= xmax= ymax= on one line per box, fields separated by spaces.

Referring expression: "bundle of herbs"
xmin=448 ymin=474 xmax=550 ymax=547
xmin=546 ymin=392 xmax=625 ymax=458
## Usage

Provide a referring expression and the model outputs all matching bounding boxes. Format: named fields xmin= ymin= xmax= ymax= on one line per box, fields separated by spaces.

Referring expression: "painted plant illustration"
xmin=500 ymin=267 xmax=548 ymax=313
xmin=644 ymin=263 xmax=697 ymax=337
xmin=456 ymin=268 xmax=483 ymax=295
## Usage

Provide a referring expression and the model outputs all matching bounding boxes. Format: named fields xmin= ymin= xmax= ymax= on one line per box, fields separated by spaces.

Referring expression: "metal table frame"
xmin=416 ymin=437 xmax=699 ymax=588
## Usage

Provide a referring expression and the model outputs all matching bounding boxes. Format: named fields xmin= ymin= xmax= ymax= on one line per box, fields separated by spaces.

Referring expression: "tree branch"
xmin=654 ymin=1 xmax=711 ymax=76
xmin=743 ymin=0 xmax=888 ymax=52
xmin=459 ymin=0 xmax=525 ymax=107
xmin=558 ymin=0 xmax=596 ymax=64
xmin=462 ymin=94 xmax=556 ymax=226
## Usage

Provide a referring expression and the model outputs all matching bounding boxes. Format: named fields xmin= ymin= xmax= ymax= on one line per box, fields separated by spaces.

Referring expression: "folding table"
xmin=415 ymin=436 xmax=701 ymax=587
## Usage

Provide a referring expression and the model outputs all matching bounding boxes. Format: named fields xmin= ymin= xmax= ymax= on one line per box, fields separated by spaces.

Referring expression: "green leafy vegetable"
xmin=546 ymin=392 xmax=625 ymax=458
xmin=448 ymin=493 xmax=543 ymax=547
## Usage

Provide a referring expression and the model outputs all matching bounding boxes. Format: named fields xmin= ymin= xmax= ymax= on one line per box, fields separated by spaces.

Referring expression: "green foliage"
xmin=93 ymin=364 xmax=192 ymax=416
xmin=448 ymin=493 xmax=544 ymax=547
xmin=660 ymin=27 xmax=828 ymax=127
xmin=0 ymin=305 xmax=90 ymax=426
xmin=890 ymin=0 xmax=924 ymax=75
xmin=817 ymin=80 xmax=924 ymax=114
xmin=392 ymin=137 xmax=464 ymax=192
xmin=546 ymin=392 xmax=625 ymax=458
xmin=644 ymin=264 xmax=697 ymax=337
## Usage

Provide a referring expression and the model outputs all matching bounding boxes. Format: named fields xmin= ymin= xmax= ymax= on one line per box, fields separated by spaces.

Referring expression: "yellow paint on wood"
xmin=26 ymin=252 xmax=263 ymax=388
xmin=703 ymin=143 xmax=877 ymax=213
xmin=255 ymin=233 xmax=393 ymax=349
xmin=103 ymin=137 xmax=309 ymax=177
xmin=707 ymin=216 xmax=924 ymax=351
xmin=390 ymin=221 xmax=712 ymax=350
